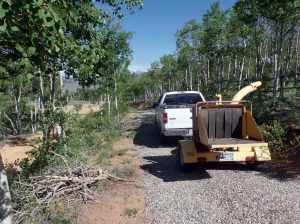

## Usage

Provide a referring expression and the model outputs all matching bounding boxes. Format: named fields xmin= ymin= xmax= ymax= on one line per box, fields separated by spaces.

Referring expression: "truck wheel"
xmin=178 ymin=144 xmax=194 ymax=172
xmin=246 ymin=161 xmax=258 ymax=170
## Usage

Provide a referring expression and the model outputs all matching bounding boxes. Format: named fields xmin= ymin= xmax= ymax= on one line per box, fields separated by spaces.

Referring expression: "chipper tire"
xmin=178 ymin=143 xmax=194 ymax=172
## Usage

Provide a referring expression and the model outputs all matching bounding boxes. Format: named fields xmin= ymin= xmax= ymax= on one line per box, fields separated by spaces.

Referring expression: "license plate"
xmin=217 ymin=153 xmax=233 ymax=161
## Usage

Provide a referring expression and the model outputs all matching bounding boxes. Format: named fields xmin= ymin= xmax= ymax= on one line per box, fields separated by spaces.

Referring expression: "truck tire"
xmin=178 ymin=144 xmax=194 ymax=172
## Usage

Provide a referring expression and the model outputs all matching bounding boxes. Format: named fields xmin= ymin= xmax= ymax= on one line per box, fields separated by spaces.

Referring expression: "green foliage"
xmin=112 ymin=166 xmax=135 ymax=178
xmin=260 ymin=121 xmax=286 ymax=157
xmin=2 ymin=0 xmax=143 ymax=222
xmin=123 ymin=157 xmax=133 ymax=164
xmin=259 ymin=121 xmax=300 ymax=159
xmin=0 ymin=0 xmax=143 ymax=142
xmin=23 ymin=201 xmax=78 ymax=224
xmin=290 ymin=136 xmax=300 ymax=153
xmin=73 ymin=103 xmax=83 ymax=112
xmin=124 ymin=207 xmax=138 ymax=217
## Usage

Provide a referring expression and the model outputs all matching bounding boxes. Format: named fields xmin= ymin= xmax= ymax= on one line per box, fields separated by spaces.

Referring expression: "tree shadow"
xmin=141 ymin=148 xmax=299 ymax=182
xmin=255 ymin=161 xmax=300 ymax=181
xmin=133 ymin=112 xmax=180 ymax=148
xmin=140 ymin=149 xmax=212 ymax=182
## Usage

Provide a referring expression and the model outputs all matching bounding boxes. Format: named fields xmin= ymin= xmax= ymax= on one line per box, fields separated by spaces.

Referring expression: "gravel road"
xmin=134 ymin=110 xmax=300 ymax=224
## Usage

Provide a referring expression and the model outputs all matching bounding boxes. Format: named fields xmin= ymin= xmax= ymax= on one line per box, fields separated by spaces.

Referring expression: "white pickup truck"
xmin=154 ymin=91 xmax=205 ymax=144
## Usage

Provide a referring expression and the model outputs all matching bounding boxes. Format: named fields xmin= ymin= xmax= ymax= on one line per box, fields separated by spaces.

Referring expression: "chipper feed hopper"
xmin=178 ymin=83 xmax=271 ymax=171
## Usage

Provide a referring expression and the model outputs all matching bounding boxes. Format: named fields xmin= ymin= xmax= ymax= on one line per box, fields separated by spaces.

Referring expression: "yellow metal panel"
xmin=196 ymin=151 xmax=255 ymax=162
xmin=238 ymin=146 xmax=252 ymax=152
xmin=209 ymin=142 xmax=267 ymax=149
xmin=197 ymin=111 xmax=208 ymax=145
xmin=179 ymin=140 xmax=198 ymax=163
xmin=243 ymin=111 xmax=264 ymax=141
xmin=242 ymin=111 xmax=247 ymax=138
xmin=202 ymin=104 xmax=243 ymax=109
xmin=254 ymin=147 xmax=271 ymax=161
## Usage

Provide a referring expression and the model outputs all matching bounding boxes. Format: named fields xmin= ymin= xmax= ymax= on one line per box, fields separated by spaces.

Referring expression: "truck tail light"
xmin=163 ymin=113 xmax=168 ymax=124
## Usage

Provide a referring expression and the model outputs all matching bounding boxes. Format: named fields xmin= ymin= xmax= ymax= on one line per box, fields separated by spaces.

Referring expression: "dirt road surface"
xmin=135 ymin=110 xmax=300 ymax=224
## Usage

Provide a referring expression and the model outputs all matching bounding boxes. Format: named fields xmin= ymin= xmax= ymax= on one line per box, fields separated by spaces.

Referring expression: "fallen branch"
xmin=12 ymin=166 xmax=124 ymax=223
xmin=50 ymin=150 xmax=72 ymax=176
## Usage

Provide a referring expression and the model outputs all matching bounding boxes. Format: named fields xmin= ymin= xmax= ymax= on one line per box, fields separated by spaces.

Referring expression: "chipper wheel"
xmin=178 ymin=143 xmax=194 ymax=172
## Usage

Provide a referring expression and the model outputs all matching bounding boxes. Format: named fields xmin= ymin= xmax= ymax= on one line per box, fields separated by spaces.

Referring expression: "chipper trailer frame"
xmin=178 ymin=100 xmax=271 ymax=171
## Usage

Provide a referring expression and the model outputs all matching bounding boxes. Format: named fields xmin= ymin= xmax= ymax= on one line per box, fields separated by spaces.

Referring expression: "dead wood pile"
xmin=12 ymin=164 xmax=123 ymax=223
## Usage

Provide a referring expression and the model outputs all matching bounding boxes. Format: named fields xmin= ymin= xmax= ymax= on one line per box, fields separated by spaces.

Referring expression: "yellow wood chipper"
xmin=178 ymin=82 xmax=271 ymax=171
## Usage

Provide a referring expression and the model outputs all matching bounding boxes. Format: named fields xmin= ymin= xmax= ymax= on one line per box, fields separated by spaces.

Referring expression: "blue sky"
xmin=120 ymin=0 xmax=236 ymax=72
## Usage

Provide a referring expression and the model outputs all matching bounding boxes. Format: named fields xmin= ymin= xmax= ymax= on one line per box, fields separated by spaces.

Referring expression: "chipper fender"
xmin=178 ymin=140 xmax=197 ymax=172
xmin=253 ymin=146 xmax=271 ymax=161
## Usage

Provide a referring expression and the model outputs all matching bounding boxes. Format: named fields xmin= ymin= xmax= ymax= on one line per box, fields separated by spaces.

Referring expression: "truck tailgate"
xmin=165 ymin=107 xmax=192 ymax=129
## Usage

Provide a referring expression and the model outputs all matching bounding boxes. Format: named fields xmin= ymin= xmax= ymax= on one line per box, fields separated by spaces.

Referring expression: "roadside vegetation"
xmin=0 ymin=0 xmax=143 ymax=223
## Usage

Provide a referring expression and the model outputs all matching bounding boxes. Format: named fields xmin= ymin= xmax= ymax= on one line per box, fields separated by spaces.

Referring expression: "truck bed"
xmin=207 ymin=138 xmax=267 ymax=149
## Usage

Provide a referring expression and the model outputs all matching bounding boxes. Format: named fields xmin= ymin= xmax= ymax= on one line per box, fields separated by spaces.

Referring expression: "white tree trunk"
xmin=239 ymin=56 xmax=245 ymax=89
xmin=185 ymin=69 xmax=188 ymax=90
xmin=4 ymin=112 xmax=17 ymax=135
xmin=296 ymin=27 xmax=300 ymax=77
xmin=0 ymin=155 xmax=12 ymax=224
xmin=234 ymin=58 xmax=238 ymax=78
xmin=108 ymin=94 xmax=111 ymax=118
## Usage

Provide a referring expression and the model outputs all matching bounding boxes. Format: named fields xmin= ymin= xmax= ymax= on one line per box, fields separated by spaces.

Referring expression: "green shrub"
xmin=112 ymin=166 xmax=135 ymax=178
xmin=260 ymin=120 xmax=286 ymax=158
xmin=23 ymin=201 xmax=78 ymax=224
xmin=124 ymin=207 xmax=138 ymax=217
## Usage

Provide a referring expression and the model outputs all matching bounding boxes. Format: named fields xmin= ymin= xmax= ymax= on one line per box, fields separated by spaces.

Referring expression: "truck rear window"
xmin=163 ymin=94 xmax=202 ymax=105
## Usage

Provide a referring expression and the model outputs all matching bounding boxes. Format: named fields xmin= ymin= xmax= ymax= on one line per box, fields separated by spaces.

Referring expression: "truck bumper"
xmin=163 ymin=128 xmax=193 ymax=137
xmin=179 ymin=140 xmax=271 ymax=163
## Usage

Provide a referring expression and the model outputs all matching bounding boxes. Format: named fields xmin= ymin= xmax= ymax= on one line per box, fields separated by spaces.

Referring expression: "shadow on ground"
xmin=140 ymin=149 xmax=212 ymax=182
xmin=133 ymin=112 xmax=160 ymax=148
xmin=256 ymin=161 xmax=300 ymax=181
xmin=134 ymin=110 xmax=299 ymax=182
xmin=133 ymin=111 xmax=180 ymax=148
xmin=141 ymin=150 xmax=299 ymax=182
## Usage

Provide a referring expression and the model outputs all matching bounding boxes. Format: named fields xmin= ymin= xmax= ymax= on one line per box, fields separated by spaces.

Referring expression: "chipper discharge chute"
xmin=178 ymin=100 xmax=271 ymax=172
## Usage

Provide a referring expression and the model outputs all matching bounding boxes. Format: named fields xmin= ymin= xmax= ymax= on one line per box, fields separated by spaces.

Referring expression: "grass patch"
xmin=124 ymin=208 xmax=138 ymax=217
xmin=122 ymin=157 xmax=132 ymax=164
xmin=112 ymin=166 xmax=136 ymax=178
xmin=22 ymin=201 xmax=79 ymax=224
xmin=97 ymin=144 xmax=128 ymax=165
xmin=127 ymin=130 xmax=137 ymax=138
xmin=97 ymin=143 xmax=114 ymax=164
